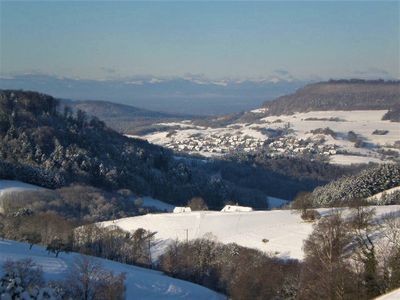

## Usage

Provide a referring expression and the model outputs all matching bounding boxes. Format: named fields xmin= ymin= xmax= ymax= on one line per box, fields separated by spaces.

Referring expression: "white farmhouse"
xmin=173 ymin=207 xmax=192 ymax=213
xmin=221 ymin=205 xmax=253 ymax=212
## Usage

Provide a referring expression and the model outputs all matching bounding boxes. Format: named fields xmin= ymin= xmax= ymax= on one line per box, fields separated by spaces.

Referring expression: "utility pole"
xmin=185 ymin=229 xmax=188 ymax=243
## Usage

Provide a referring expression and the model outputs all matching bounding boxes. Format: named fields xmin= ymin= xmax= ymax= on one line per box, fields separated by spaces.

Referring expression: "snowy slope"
xmin=375 ymin=288 xmax=400 ymax=300
xmin=0 ymin=180 xmax=45 ymax=213
xmin=100 ymin=205 xmax=400 ymax=261
xmin=0 ymin=240 xmax=225 ymax=300
xmin=368 ymin=186 xmax=400 ymax=202
xmin=0 ymin=180 xmax=44 ymax=197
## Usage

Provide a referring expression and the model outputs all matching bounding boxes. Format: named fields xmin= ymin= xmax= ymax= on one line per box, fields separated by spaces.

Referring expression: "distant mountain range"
xmin=52 ymin=79 xmax=400 ymax=135
xmin=0 ymin=74 xmax=306 ymax=115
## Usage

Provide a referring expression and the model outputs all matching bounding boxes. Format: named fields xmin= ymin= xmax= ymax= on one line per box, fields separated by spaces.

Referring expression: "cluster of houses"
xmin=266 ymin=136 xmax=338 ymax=157
xmin=165 ymin=133 xmax=265 ymax=155
xmin=173 ymin=205 xmax=253 ymax=213
xmin=162 ymin=129 xmax=338 ymax=159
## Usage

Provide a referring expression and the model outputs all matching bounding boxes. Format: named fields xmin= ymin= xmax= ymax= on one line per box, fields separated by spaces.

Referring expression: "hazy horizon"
xmin=1 ymin=1 xmax=399 ymax=81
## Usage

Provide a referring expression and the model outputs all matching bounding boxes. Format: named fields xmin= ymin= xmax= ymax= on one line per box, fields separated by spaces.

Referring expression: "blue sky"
xmin=1 ymin=1 xmax=399 ymax=80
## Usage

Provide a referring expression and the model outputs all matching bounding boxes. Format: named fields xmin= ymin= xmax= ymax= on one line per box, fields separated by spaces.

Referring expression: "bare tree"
xmin=20 ymin=230 xmax=41 ymax=250
xmin=2 ymin=259 xmax=44 ymax=291
xmin=299 ymin=212 xmax=355 ymax=300
xmin=348 ymin=204 xmax=382 ymax=298
xmin=187 ymin=197 xmax=208 ymax=211
xmin=64 ymin=256 xmax=125 ymax=300
xmin=378 ymin=211 xmax=400 ymax=291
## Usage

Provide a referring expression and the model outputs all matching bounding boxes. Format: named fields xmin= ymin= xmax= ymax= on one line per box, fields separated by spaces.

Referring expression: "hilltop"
xmin=262 ymin=80 xmax=400 ymax=118
xmin=60 ymin=99 xmax=190 ymax=134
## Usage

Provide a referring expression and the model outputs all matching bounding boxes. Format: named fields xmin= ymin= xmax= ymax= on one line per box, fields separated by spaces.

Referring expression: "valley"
xmin=131 ymin=109 xmax=399 ymax=165
xmin=1 ymin=1 xmax=400 ymax=298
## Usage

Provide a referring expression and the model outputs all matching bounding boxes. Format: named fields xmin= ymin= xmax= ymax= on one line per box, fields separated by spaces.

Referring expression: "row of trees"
xmin=75 ymin=224 xmax=156 ymax=268
xmin=159 ymin=237 xmax=301 ymax=299
xmin=0 ymin=185 xmax=138 ymax=223
xmin=300 ymin=206 xmax=400 ymax=299
xmin=0 ymin=210 xmax=156 ymax=270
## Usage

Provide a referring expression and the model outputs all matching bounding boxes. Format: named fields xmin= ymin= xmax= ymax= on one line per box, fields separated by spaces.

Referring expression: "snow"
xmin=260 ymin=110 xmax=400 ymax=163
xmin=329 ymin=154 xmax=385 ymax=165
xmin=375 ymin=288 xmax=400 ymax=300
xmin=220 ymin=205 xmax=253 ymax=212
xmin=0 ymin=180 xmax=45 ymax=213
xmin=0 ymin=240 xmax=225 ymax=300
xmin=368 ymin=186 xmax=400 ymax=201
xmin=0 ymin=180 xmax=44 ymax=198
xmin=173 ymin=207 xmax=192 ymax=213
xmin=133 ymin=110 xmax=399 ymax=164
xmin=100 ymin=206 xmax=400 ymax=261
xmin=250 ymin=108 xmax=268 ymax=113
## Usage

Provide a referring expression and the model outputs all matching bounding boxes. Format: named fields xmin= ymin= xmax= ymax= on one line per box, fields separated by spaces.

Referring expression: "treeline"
xmin=0 ymin=188 xmax=157 ymax=269
xmin=160 ymin=238 xmax=300 ymax=300
xmin=262 ymin=80 xmax=400 ymax=116
xmin=382 ymin=103 xmax=400 ymax=122
xmin=0 ymin=185 xmax=138 ymax=223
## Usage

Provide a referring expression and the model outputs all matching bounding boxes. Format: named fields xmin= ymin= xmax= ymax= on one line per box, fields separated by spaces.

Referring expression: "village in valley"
xmin=133 ymin=110 xmax=399 ymax=164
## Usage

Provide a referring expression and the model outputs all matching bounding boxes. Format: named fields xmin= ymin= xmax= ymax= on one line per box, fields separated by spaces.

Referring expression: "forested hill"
xmin=60 ymin=99 xmax=189 ymax=134
xmin=0 ymin=90 xmax=240 ymax=207
xmin=262 ymin=80 xmax=400 ymax=117
xmin=309 ymin=163 xmax=400 ymax=207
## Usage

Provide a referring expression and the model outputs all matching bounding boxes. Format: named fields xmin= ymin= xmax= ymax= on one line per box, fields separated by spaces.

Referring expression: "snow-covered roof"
xmin=173 ymin=207 xmax=192 ymax=213
xmin=221 ymin=205 xmax=253 ymax=212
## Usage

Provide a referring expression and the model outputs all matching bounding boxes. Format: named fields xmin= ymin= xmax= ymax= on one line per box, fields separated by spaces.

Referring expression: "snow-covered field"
xmin=0 ymin=180 xmax=44 ymax=213
xmin=0 ymin=180 xmax=43 ymax=198
xmin=132 ymin=110 xmax=400 ymax=165
xmin=0 ymin=240 xmax=225 ymax=300
xmin=368 ymin=186 xmax=400 ymax=202
xmin=376 ymin=288 xmax=400 ymax=300
xmin=100 ymin=205 xmax=400 ymax=261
